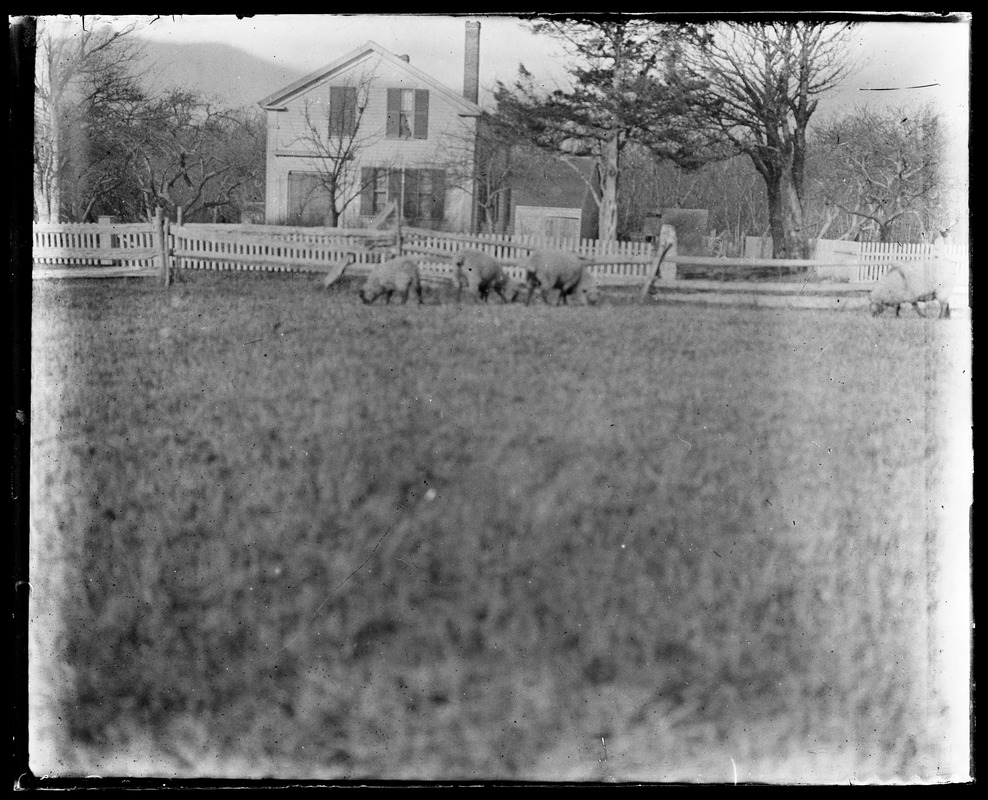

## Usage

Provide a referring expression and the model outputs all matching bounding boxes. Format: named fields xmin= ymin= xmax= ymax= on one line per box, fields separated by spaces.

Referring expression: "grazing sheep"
xmin=522 ymin=250 xmax=601 ymax=306
xmin=454 ymin=249 xmax=515 ymax=303
xmin=359 ymin=257 xmax=423 ymax=305
xmin=500 ymin=275 xmax=524 ymax=303
xmin=869 ymin=258 xmax=958 ymax=318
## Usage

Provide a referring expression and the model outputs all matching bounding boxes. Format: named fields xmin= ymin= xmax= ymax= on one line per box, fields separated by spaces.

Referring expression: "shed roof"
xmin=511 ymin=155 xmax=598 ymax=209
xmin=257 ymin=40 xmax=482 ymax=116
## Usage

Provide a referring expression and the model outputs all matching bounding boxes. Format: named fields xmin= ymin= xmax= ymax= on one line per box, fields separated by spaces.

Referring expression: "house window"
xmin=360 ymin=167 xmax=445 ymax=227
xmin=287 ymin=172 xmax=333 ymax=226
xmin=402 ymin=169 xmax=446 ymax=227
xmin=386 ymin=89 xmax=429 ymax=139
xmin=360 ymin=167 xmax=399 ymax=216
xmin=328 ymin=86 xmax=358 ymax=139
xmin=399 ymin=89 xmax=414 ymax=138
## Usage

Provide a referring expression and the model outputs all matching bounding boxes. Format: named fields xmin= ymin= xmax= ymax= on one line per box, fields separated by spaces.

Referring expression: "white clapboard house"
xmin=258 ymin=23 xmax=483 ymax=230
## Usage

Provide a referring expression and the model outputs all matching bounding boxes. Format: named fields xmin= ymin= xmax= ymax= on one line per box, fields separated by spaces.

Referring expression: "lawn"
xmin=28 ymin=270 xmax=972 ymax=783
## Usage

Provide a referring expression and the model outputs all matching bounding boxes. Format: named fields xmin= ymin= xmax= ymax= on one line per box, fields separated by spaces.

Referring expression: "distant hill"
xmin=136 ymin=39 xmax=307 ymax=109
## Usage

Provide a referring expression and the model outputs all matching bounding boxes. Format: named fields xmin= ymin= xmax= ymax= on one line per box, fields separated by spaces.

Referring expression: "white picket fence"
xmin=170 ymin=223 xmax=394 ymax=275
xmin=31 ymin=221 xmax=969 ymax=312
xmin=400 ymin=226 xmax=666 ymax=285
xmin=32 ymin=222 xmax=161 ymax=270
xmin=857 ymin=241 xmax=967 ymax=282
xmin=748 ymin=235 xmax=968 ymax=283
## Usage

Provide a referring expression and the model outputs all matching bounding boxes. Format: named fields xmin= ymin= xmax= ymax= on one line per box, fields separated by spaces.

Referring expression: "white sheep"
xmin=522 ymin=250 xmax=601 ymax=306
xmin=359 ymin=257 xmax=423 ymax=305
xmin=869 ymin=258 xmax=958 ymax=318
xmin=454 ymin=249 xmax=516 ymax=303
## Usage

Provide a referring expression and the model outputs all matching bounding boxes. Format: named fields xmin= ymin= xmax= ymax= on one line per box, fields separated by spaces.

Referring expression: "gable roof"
xmin=257 ymin=40 xmax=482 ymax=116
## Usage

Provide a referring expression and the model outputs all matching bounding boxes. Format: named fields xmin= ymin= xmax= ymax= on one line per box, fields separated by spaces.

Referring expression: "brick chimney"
xmin=464 ymin=20 xmax=480 ymax=104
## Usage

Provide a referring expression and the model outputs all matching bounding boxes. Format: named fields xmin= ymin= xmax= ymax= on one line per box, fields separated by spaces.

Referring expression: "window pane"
xmin=373 ymin=170 xmax=388 ymax=213
xmin=399 ymin=89 xmax=414 ymax=138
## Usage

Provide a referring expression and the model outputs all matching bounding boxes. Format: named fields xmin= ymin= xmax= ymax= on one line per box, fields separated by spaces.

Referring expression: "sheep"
xmin=454 ymin=249 xmax=515 ymax=303
xmin=500 ymin=275 xmax=524 ymax=303
xmin=522 ymin=249 xmax=601 ymax=306
xmin=869 ymin=258 xmax=958 ymax=319
xmin=359 ymin=256 xmax=423 ymax=305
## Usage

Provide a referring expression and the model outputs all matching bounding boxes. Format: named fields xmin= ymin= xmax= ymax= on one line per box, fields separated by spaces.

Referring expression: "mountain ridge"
xmin=136 ymin=38 xmax=308 ymax=109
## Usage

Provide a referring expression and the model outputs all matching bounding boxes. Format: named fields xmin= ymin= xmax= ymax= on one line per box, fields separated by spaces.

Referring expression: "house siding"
xmin=264 ymin=53 xmax=477 ymax=230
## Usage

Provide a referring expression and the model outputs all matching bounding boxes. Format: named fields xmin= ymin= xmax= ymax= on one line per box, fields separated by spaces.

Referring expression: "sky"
xmin=42 ymin=12 xmax=970 ymax=123
xmin=28 ymin=12 xmax=971 ymax=186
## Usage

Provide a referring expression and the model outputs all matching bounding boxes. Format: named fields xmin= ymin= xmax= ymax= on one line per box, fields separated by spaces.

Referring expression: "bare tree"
xmin=619 ymin=147 xmax=768 ymax=250
xmin=807 ymin=105 xmax=947 ymax=242
xmin=34 ymin=16 xmax=146 ymax=222
xmin=123 ymin=90 xmax=265 ymax=222
xmin=283 ymin=70 xmax=389 ymax=227
xmin=684 ymin=22 xmax=856 ymax=258
xmin=470 ymin=114 xmax=525 ymax=234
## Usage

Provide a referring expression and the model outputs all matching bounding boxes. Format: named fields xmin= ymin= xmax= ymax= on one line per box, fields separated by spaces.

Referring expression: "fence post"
xmin=659 ymin=226 xmax=678 ymax=281
xmin=98 ymin=215 xmax=117 ymax=266
xmin=175 ymin=206 xmax=184 ymax=273
xmin=156 ymin=207 xmax=171 ymax=287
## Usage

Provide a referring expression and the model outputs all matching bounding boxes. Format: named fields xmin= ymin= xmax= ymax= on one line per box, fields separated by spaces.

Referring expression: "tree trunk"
xmin=598 ymin=134 xmax=620 ymax=242
xmin=33 ymin=102 xmax=61 ymax=223
xmin=765 ymin=168 xmax=808 ymax=259
xmin=33 ymin=169 xmax=58 ymax=224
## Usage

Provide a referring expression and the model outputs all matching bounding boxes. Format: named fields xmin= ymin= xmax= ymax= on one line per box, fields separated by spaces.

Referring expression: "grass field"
xmin=28 ymin=271 xmax=972 ymax=783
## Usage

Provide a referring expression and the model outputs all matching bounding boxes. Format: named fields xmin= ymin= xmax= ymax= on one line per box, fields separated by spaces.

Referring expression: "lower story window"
xmin=372 ymin=170 xmax=389 ymax=216
xmin=287 ymin=172 xmax=333 ymax=226
xmin=361 ymin=167 xmax=446 ymax=228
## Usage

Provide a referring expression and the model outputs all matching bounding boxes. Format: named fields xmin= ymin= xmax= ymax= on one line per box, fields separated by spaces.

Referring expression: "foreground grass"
xmin=29 ymin=271 xmax=971 ymax=782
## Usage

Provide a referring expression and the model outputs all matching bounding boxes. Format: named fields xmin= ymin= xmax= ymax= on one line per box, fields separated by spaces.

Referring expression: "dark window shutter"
xmin=360 ymin=167 xmax=375 ymax=215
xmin=431 ymin=169 xmax=446 ymax=222
xmin=402 ymin=169 xmax=419 ymax=220
xmin=414 ymin=90 xmax=429 ymax=139
xmin=386 ymin=89 xmax=401 ymax=138
xmin=329 ymin=86 xmax=344 ymax=136
xmin=348 ymin=86 xmax=359 ymax=136
xmin=331 ymin=86 xmax=357 ymax=138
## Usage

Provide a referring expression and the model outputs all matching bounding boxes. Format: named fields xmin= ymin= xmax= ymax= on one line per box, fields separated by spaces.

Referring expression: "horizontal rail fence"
xmin=33 ymin=222 xmax=968 ymax=311
xmin=33 ymin=222 xmax=161 ymax=270
xmin=171 ymin=223 xmax=395 ymax=275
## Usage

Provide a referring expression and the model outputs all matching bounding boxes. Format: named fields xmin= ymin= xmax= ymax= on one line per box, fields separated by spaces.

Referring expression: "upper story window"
xmin=399 ymin=90 xmax=414 ymax=138
xmin=387 ymin=89 xmax=429 ymax=139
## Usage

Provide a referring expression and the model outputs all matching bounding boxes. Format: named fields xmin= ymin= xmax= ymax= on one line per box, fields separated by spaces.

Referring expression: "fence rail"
xmin=31 ymin=221 xmax=969 ymax=309
xmin=33 ymin=222 xmax=161 ymax=269
xmin=171 ymin=223 xmax=392 ymax=275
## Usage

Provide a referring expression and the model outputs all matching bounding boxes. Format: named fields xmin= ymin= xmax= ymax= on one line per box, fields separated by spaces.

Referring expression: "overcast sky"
xmin=49 ymin=13 xmax=967 ymax=117
xmin=35 ymin=12 xmax=970 ymax=159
